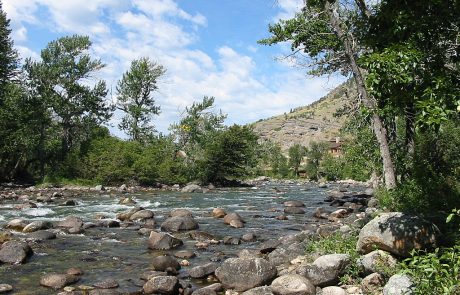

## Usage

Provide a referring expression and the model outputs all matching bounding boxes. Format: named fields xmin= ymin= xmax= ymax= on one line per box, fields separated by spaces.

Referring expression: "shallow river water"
xmin=0 ymin=182 xmax=361 ymax=294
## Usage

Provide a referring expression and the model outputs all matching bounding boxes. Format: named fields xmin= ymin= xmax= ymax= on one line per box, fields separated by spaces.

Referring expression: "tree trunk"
xmin=325 ymin=0 xmax=397 ymax=189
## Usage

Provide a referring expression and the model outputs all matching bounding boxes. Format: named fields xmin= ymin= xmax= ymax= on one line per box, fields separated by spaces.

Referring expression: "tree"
xmin=116 ymin=57 xmax=166 ymax=142
xmin=0 ymin=0 xmax=18 ymax=98
xmin=198 ymin=125 xmax=258 ymax=184
xmin=260 ymin=0 xmax=397 ymax=189
xmin=25 ymin=35 xmax=111 ymax=161
xmin=305 ymin=141 xmax=329 ymax=180
xmin=172 ymin=96 xmax=226 ymax=149
xmin=288 ymin=143 xmax=306 ymax=176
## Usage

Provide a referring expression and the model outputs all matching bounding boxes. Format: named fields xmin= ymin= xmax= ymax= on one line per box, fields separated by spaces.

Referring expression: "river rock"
xmin=328 ymin=209 xmax=348 ymax=221
xmin=129 ymin=209 xmax=154 ymax=221
xmin=96 ymin=219 xmax=120 ymax=228
xmin=140 ymin=270 xmax=167 ymax=281
xmin=143 ymin=276 xmax=179 ymax=294
xmin=223 ymin=213 xmax=245 ymax=225
xmin=299 ymin=254 xmax=350 ymax=287
xmin=321 ymin=286 xmax=347 ymax=295
xmin=138 ymin=228 xmax=154 ymax=236
xmin=6 ymin=218 xmax=27 ymax=231
xmin=188 ymin=262 xmax=218 ymax=278
xmin=283 ymin=200 xmax=305 ymax=207
xmin=27 ymin=230 xmax=56 ymax=241
xmin=270 ymin=274 xmax=315 ymax=295
xmin=161 ymin=216 xmax=199 ymax=232
xmin=259 ymin=239 xmax=281 ymax=254
xmin=181 ymin=184 xmax=202 ymax=193
xmin=230 ymin=219 xmax=244 ymax=228
xmin=170 ymin=209 xmax=193 ymax=218
xmin=151 ymin=255 xmax=181 ymax=271
xmin=242 ymin=232 xmax=257 ymax=242
xmin=56 ymin=216 xmax=84 ymax=229
xmin=361 ymin=272 xmax=385 ymax=294
xmin=189 ymin=231 xmax=216 ymax=241
xmin=215 ymin=258 xmax=277 ymax=292
xmin=116 ymin=207 xmax=141 ymax=221
xmin=283 ymin=207 xmax=305 ymax=214
xmin=357 ymin=212 xmax=440 ymax=257
xmin=60 ymin=199 xmax=77 ymax=206
xmin=383 ymin=274 xmax=414 ymax=295
xmin=23 ymin=220 xmax=52 ymax=233
xmin=0 ymin=241 xmax=33 ymax=264
xmin=93 ymin=279 xmax=119 ymax=289
xmin=119 ymin=197 xmax=136 ymax=205
xmin=223 ymin=236 xmax=241 ymax=245
xmin=192 ymin=283 xmax=222 ymax=295
xmin=0 ymin=230 xmax=12 ymax=243
xmin=357 ymin=250 xmax=398 ymax=275
xmin=40 ymin=273 xmax=80 ymax=290
xmin=241 ymin=286 xmax=274 ymax=295
xmin=148 ymin=231 xmax=183 ymax=250
xmin=89 ymin=290 xmax=122 ymax=295
xmin=0 ymin=284 xmax=13 ymax=293
xmin=268 ymin=241 xmax=306 ymax=266
xmin=174 ymin=250 xmax=196 ymax=259
xmin=212 ymin=208 xmax=226 ymax=218
xmin=238 ymin=249 xmax=260 ymax=259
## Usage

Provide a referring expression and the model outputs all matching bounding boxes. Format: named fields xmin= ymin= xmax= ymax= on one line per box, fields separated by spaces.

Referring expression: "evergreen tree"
xmin=0 ymin=0 xmax=18 ymax=102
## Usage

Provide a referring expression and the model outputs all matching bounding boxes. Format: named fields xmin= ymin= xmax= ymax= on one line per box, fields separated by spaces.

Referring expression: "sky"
xmin=4 ymin=0 xmax=345 ymax=137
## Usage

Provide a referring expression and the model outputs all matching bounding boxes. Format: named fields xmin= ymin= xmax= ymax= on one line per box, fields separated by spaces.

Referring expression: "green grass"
xmin=37 ymin=176 xmax=98 ymax=187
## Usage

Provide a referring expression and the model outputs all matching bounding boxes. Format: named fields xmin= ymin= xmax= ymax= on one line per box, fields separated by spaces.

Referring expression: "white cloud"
xmin=273 ymin=0 xmax=304 ymax=21
xmin=4 ymin=0 xmax=344 ymax=138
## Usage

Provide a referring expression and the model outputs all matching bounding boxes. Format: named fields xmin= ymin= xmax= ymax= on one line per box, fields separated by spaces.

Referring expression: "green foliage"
xmin=305 ymin=231 xmax=361 ymax=284
xmin=257 ymin=142 xmax=289 ymax=178
xmin=116 ymin=57 xmax=166 ymax=142
xmin=0 ymin=1 xmax=18 ymax=91
xmin=197 ymin=125 xmax=258 ymax=184
xmin=377 ymin=121 xmax=460 ymax=214
xmin=24 ymin=35 xmax=111 ymax=161
xmin=288 ymin=144 xmax=306 ymax=175
xmin=401 ymin=247 xmax=460 ymax=295
xmin=304 ymin=141 xmax=329 ymax=180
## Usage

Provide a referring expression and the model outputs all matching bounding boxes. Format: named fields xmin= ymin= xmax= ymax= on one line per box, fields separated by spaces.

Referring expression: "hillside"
xmin=251 ymin=80 xmax=357 ymax=151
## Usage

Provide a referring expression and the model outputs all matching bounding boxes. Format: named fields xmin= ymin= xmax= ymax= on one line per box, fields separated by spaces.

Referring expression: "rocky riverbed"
xmin=0 ymin=180 xmax=436 ymax=294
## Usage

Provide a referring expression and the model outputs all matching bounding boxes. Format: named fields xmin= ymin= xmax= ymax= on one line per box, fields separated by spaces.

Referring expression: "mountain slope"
xmin=251 ymin=80 xmax=356 ymax=151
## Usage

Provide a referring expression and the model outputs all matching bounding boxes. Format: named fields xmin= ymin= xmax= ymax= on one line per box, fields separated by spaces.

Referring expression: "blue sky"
xmin=4 ymin=0 xmax=344 ymax=137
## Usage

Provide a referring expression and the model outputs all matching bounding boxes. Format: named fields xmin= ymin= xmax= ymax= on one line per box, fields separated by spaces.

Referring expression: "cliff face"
xmin=251 ymin=80 xmax=357 ymax=151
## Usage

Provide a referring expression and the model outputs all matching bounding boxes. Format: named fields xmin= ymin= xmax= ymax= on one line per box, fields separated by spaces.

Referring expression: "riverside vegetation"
xmin=0 ymin=0 xmax=460 ymax=294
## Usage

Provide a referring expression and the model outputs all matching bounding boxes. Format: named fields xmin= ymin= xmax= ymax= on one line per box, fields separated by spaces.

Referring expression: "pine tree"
xmin=0 ymin=0 xmax=19 ymax=103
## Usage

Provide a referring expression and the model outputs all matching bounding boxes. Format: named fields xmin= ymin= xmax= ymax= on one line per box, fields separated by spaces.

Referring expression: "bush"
xmin=401 ymin=247 xmax=460 ymax=294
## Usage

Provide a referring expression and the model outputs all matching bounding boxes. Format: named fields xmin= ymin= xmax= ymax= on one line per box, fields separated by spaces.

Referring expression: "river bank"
xmin=0 ymin=180 xmax=378 ymax=294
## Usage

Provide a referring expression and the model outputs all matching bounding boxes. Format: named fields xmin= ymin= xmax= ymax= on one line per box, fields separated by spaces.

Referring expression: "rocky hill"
xmin=251 ymin=80 xmax=357 ymax=151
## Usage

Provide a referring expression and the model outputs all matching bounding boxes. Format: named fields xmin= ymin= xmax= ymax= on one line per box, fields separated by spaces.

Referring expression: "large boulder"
xmin=147 ymin=231 xmax=183 ymax=250
xmin=383 ymin=274 xmax=414 ymax=295
xmin=215 ymin=258 xmax=277 ymax=292
xmin=160 ymin=216 xmax=199 ymax=232
xmin=143 ymin=276 xmax=179 ymax=294
xmin=170 ymin=209 xmax=193 ymax=218
xmin=181 ymin=184 xmax=202 ymax=193
xmin=6 ymin=218 xmax=27 ymax=231
xmin=188 ymin=262 xmax=219 ymax=278
xmin=357 ymin=250 xmax=398 ymax=275
xmin=40 ymin=273 xmax=79 ymax=290
xmin=357 ymin=212 xmax=440 ymax=257
xmin=298 ymin=254 xmax=350 ymax=287
xmin=0 ymin=241 xmax=33 ymax=264
xmin=116 ymin=207 xmax=141 ymax=221
xmin=268 ymin=241 xmax=307 ymax=266
xmin=270 ymin=274 xmax=315 ymax=295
